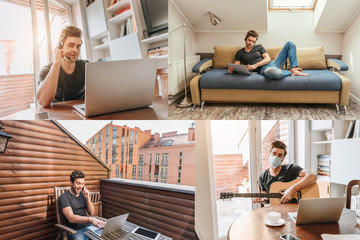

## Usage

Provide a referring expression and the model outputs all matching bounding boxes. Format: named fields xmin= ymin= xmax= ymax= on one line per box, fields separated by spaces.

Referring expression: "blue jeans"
xmin=261 ymin=41 xmax=299 ymax=80
xmin=68 ymin=226 xmax=90 ymax=240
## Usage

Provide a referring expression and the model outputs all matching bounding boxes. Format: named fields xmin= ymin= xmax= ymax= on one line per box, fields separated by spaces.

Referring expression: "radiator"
xmin=168 ymin=55 xmax=200 ymax=96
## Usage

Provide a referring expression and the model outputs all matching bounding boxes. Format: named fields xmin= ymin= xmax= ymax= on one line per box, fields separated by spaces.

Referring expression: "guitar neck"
xmin=232 ymin=193 xmax=283 ymax=198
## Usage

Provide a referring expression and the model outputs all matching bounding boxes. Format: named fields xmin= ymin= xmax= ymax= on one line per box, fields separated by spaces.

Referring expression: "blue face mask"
xmin=269 ymin=155 xmax=282 ymax=168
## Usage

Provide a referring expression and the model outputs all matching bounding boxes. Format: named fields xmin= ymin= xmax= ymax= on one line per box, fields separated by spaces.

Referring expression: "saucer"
xmin=265 ymin=218 xmax=285 ymax=226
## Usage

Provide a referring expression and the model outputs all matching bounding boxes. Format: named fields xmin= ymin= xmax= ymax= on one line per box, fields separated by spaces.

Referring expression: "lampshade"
xmin=208 ymin=12 xmax=221 ymax=26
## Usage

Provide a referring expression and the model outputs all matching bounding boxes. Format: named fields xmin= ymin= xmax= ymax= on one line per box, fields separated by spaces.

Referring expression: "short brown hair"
xmin=245 ymin=30 xmax=259 ymax=41
xmin=269 ymin=140 xmax=287 ymax=157
xmin=70 ymin=170 xmax=86 ymax=183
xmin=59 ymin=26 xmax=83 ymax=47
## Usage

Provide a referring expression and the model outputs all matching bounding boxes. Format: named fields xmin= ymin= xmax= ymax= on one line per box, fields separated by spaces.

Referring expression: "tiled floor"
xmin=216 ymin=198 xmax=253 ymax=238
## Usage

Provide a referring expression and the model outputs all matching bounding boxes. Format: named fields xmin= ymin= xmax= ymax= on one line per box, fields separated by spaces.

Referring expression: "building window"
xmin=135 ymin=131 xmax=138 ymax=144
xmin=161 ymin=153 xmax=168 ymax=165
xmin=106 ymin=125 xmax=109 ymax=136
xmin=105 ymin=149 xmax=108 ymax=164
xmin=132 ymin=176 xmax=135 ymax=180
xmin=99 ymin=132 xmax=102 ymax=142
xmin=178 ymin=152 xmax=183 ymax=184
xmin=149 ymin=154 xmax=152 ymax=164
xmin=161 ymin=178 xmax=167 ymax=183
xmin=155 ymin=154 xmax=160 ymax=165
xmin=160 ymin=166 xmax=168 ymax=177
xmin=177 ymin=172 xmax=181 ymax=184
xmin=139 ymin=155 xmax=143 ymax=164
xmin=154 ymin=177 xmax=158 ymax=182
xmin=132 ymin=165 xmax=136 ymax=175
xmin=138 ymin=166 xmax=143 ymax=178
xmin=113 ymin=126 xmax=117 ymax=138
xmin=116 ymin=165 xmax=119 ymax=178
xmin=92 ymin=137 xmax=95 ymax=152
xmin=148 ymin=176 xmax=151 ymax=181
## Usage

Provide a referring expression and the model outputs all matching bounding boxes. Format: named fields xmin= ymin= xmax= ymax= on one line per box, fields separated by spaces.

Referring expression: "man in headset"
xmin=228 ymin=30 xmax=309 ymax=79
xmin=37 ymin=26 xmax=88 ymax=107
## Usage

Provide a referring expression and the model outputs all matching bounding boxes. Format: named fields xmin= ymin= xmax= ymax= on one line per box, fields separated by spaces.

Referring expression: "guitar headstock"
xmin=220 ymin=192 xmax=234 ymax=201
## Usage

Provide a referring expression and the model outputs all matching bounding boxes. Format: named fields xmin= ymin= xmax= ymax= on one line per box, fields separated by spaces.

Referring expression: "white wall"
xmin=169 ymin=1 xmax=197 ymax=61
xmin=195 ymin=12 xmax=343 ymax=54
xmin=342 ymin=11 xmax=360 ymax=101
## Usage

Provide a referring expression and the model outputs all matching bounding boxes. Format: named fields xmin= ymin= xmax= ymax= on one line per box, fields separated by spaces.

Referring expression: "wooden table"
xmin=228 ymin=204 xmax=360 ymax=240
xmin=84 ymin=221 xmax=171 ymax=240
xmin=1 ymin=97 xmax=168 ymax=120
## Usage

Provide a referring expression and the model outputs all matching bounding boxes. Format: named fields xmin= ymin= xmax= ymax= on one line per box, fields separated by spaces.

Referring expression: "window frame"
xmin=268 ymin=0 xmax=317 ymax=11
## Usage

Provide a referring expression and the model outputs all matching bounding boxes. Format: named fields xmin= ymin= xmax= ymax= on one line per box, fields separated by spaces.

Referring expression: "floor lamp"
xmin=168 ymin=12 xmax=221 ymax=108
xmin=169 ymin=23 xmax=192 ymax=108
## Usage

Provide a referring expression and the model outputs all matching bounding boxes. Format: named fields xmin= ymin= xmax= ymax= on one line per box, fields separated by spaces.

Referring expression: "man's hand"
xmin=54 ymin=46 xmax=63 ymax=65
xmin=247 ymin=64 xmax=258 ymax=71
xmin=280 ymin=187 xmax=295 ymax=204
xmin=228 ymin=66 xmax=234 ymax=74
xmin=89 ymin=217 xmax=106 ymax=228
xmin=253 ymin=197 xmax=267 ymax=204
xmin=82 ymin=187 xmax=90 ymax=200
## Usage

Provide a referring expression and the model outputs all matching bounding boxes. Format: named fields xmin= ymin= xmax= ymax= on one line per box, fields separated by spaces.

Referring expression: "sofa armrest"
xmin=327 ymin=59 xmax=349 ymax=71
xmin=192 ymin=58 xmax=213 ymax=73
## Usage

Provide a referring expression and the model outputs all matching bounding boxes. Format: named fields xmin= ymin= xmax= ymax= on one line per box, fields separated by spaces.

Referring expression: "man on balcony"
xmin=37 ymin=26 xmax=88 ymax=107
xmin=253 ymin=140 xmax=317 ymax=204
xmin=59 ymin=170 xmax=105 ymax=240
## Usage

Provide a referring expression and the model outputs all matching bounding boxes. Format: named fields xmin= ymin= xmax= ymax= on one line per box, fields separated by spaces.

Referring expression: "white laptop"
xmin=228 ymin=63 xmax=252 ymax=75
xmin=87 ymin=213 xmax=129 ymax=238
xmin=288 ymin=197 xmax=345 ymax=225
xmin=73 ymin=58 xmax=157 ymax=117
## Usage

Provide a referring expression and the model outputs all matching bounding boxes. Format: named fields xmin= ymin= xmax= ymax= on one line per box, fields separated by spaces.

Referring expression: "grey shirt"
xmin=39 ymin=60 xmax=88 ymax=102
xmin=58 ymin=190 xmax=88 ymax=230
xmin=235 ymin=44 xmax=266 ymax=73
xmin=258 ymin=163 xmax=303 ymax=193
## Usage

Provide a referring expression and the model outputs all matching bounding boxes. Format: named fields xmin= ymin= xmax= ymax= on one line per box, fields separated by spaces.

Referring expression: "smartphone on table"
xmin=280 ymin=234 xmax=300 ymax=240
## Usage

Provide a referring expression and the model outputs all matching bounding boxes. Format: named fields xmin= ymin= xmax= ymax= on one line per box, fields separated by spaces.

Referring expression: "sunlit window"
xmin=269 ymin=0 xmax=317 ymax=10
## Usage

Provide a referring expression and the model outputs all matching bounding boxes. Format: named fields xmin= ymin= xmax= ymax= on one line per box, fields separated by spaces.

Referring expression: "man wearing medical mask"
xmin=254 ymin=140 xmax=317 ymax=204
xmin=37 ymin=26 xmax=88 ymax=107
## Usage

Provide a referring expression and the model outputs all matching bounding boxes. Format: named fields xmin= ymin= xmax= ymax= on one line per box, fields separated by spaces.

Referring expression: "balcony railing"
xmin=101 ymin=179 xmax=195 ymax=239
xmin=0 ymin=74 xmax=35 ymax=118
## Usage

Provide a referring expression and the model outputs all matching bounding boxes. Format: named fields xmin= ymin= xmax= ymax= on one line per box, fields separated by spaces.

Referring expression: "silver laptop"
xmin=288 ymin=197 xmax=345 ymax=225
xmin=73 ymin=58 xmax=157 ymax=117
xmin=87 ymin=213 xmax=129 ymax=238
xmin=228 ymin=63 xmax=252 ymax=75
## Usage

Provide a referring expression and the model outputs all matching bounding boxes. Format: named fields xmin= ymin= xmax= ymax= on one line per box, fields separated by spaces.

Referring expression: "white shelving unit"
xmin=84 ymin=0 xmax=168 ymax=63
xmin=310 ymin=120 xmax=350 ymax=198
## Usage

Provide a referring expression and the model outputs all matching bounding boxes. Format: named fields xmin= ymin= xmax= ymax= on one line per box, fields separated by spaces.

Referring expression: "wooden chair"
xmin=346 ymin=180 xmax=360 ymax=209
xmin=55 ymin=187 xmax=103 ymax=240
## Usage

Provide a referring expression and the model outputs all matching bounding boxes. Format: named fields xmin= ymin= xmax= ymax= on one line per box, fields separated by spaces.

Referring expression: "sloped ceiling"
xmin=171 ymin=0 xmax=360 ymax=33
xmin=170 ymin=0 xmax=269 ymax=32
xmin=314 ymin=0 xmax=360 ymax=32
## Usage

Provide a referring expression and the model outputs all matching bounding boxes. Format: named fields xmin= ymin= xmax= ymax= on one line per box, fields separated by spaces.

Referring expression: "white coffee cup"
xmin=267 ymin=211 xmax=281 ymax=224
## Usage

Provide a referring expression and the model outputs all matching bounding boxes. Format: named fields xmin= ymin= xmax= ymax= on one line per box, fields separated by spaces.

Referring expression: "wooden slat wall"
xmin=0 ymin=120 xmax=109 ymax=240
xmin=213 ymin=154 xmax=249 ymax=198
xmin=0 ymin=74 xmax=34 ymax=118
xmin=101 ymin=179 xmax=195 ymax=240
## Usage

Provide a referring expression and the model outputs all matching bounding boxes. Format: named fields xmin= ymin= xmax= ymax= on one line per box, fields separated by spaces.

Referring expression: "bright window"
xmin=269 ymin=0 xmax=317 ymax=10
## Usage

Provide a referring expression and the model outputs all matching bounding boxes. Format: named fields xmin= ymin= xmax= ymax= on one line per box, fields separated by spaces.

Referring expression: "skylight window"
xmin=269 ymin=0 xmax=317 ymax=10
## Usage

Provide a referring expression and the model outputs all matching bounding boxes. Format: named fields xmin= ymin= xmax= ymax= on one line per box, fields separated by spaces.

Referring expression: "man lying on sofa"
xmin=228 ymin=30 xmax=309 ymax=79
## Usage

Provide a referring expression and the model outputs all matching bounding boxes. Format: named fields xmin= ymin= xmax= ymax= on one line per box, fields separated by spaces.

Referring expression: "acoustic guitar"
xmin=220 ymin=178 xmax=319 ymax=205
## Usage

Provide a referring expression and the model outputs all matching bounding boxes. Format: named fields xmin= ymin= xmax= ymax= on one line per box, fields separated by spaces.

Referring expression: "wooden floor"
xmin=169 ymin=99 xmax=360 ymax=120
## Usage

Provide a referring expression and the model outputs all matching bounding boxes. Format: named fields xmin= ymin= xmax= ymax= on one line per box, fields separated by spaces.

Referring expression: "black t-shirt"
xmin=258 ymin=164 xmax=303 ymax=192
xmin=39 ymin=60 xmax=88 ymax=102
xmin=235 ymin=44 xmax=266 ymax=73
xmin=58 ymin=190 xmax=88 ymax=230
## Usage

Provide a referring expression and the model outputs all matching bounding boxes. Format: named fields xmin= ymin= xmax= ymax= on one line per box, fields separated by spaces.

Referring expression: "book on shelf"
xmin=345 ymin=120 xmax=355 ymax=138
xmin=119 ymin=17 xmax=136 ymax=38
xmin=147 ymin=46 xmax=168 ymax=57
xmin=131 ymin=16 xmax=136 ymax=33
xmin=317 ymin=154 xmax=331 ymax=177
xmin=110 ymin=0 xmax=117 ymax=6
xmin=117 ymin=6 xmax=131 ymax=15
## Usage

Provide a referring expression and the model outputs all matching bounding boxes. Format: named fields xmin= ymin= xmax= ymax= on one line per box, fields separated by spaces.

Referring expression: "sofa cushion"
xmin=292 ymin=46 xmax=327 ymax=70
xmin=213 ymin=46 xmax=242 ymax=69
xmin=199 ymin=69 xmax=341 ymax=91
xmin=266 ymin=47 xmax=282 ymax=61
